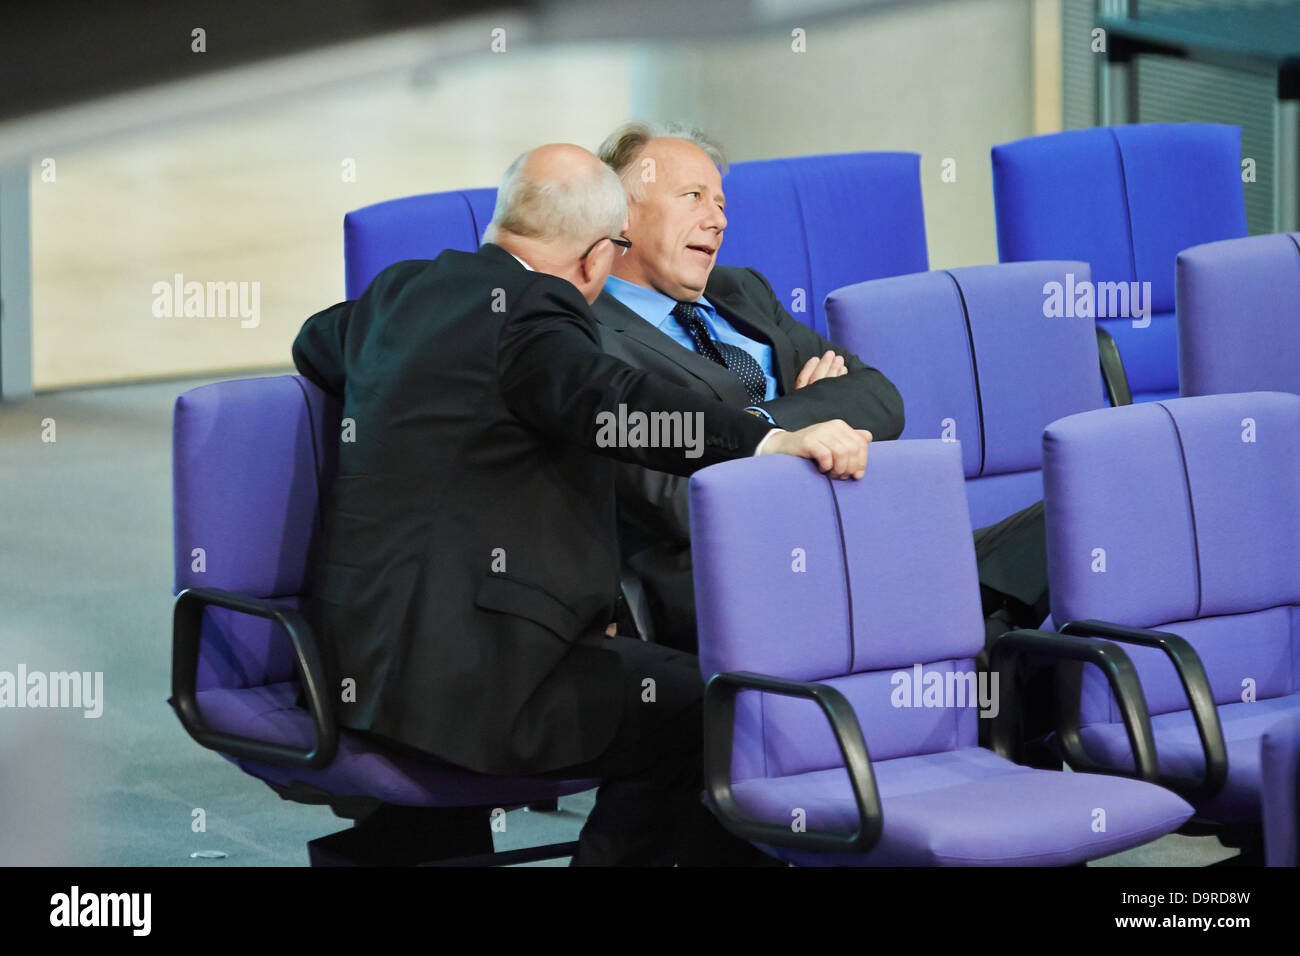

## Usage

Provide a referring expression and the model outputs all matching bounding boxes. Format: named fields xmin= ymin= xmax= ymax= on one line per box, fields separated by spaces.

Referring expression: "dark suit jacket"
xmin=591 ymin=266 xmax=906 ymax=647
xmin=291 ymin=243 xmax=772 ymax=775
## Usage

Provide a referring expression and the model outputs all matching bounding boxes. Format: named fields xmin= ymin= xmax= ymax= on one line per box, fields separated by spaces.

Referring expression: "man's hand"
xmin=794 ymin=349 xmax=849 ymax=389
xmin=759 ymin=420 xmax=872 ymax=479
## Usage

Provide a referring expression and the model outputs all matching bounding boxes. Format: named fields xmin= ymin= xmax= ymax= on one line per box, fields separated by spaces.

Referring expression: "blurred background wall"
xmin=17 ymin=0 xmax=1050 ymax=389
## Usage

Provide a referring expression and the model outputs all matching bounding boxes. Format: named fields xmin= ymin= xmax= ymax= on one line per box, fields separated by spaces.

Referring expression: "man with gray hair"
xmin=293 ymin=143 xmax=870 ymax=865
xmin=593 ymin=124 xmax=1055 ymax=763
xmin=591 ymin=122 xmax=906 ymax=649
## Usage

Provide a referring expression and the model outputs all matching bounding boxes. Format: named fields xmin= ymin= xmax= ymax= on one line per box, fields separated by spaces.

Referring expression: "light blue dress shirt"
xmin=604 ymin=276 xmax=779 ymax=420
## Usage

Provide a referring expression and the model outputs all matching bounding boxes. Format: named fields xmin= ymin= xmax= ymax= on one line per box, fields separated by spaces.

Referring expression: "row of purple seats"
xmin=691 ymin=391 xmax=1300 ymax=865
xmin=346 ymin=124 xmax=1251 ymax=408
xmin=345 ymin=151 xmax=930 ymax=337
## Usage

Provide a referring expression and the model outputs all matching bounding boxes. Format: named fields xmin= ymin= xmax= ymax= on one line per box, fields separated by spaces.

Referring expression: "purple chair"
xmin=1043 ymin=391 xmax=1300 ymax=857
xmin=825 ymin=262 xmax=1107 ymax=529
xmin=993 ymin=124 xmax=1247 ymax=405
xmin=170 ymin=374 xmax=596 ymax=866
xmin=1261 ymin=714 xmax=1300 ymax=866
xmin=1177 ymin=232 xmax=1300 ymax=398
xmin=343 ymin=151 xmax=928 ymax=336
xmin=688 ymin=442 xmax=1193 ymax=865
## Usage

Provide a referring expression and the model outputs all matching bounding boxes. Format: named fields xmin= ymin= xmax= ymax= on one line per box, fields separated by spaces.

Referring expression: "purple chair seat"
xmin=734 ymin=746 xmax=1191 ymax=866
xmin=196 ymin=682 xmax=595 ymax=807
xmin=1078 ymin=695 xmax=1300 ymax=823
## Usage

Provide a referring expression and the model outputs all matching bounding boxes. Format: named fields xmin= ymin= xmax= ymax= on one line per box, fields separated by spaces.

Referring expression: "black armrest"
xmin=172 ymin=586 xmax=338 ymax=770
xmin=702 ymin=671 xmax=883 ymax=854
xmin=1059 ymin=619 xmax=1227 ymax=801
xmin=1096 ymin=326 xmax=1133 ymax=407
xmin=988 ymin=629 xmax=1159 ymax=782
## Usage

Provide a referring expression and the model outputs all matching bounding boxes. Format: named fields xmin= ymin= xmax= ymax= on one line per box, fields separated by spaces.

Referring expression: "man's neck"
xmin=608 ymin=269 xmax=705 ymax=304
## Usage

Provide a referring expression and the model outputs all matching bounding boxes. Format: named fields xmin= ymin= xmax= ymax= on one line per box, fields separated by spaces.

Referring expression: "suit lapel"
xmin=591 ymin=291 xmax=752 ymax=404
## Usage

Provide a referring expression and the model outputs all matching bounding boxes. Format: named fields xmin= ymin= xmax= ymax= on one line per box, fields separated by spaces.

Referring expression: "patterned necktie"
xmin=670 ymin=301 xmax=767 ymax=405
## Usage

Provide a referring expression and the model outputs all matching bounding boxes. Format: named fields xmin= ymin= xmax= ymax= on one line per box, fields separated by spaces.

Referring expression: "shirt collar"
xmin=509 ymin=252 xmax=534 ymax=272
xmin=603 ymin=275 xmax=716 ymax=332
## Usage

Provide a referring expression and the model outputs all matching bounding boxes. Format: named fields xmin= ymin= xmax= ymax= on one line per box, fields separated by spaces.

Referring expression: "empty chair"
xmin=825 ymin=261 xmax=1106 ymax=529
xmin=993 ymin=123 xmax=1247 ymax=404
xmin=715 ymin=152 xmax=928 ymax=336
xmin=688 ymin=442 xmax=1193 ymax=865
xmin=342 ymin=151 xmax=929 ymax=335
xmin=1042 ymin=391 xmax=1300 ymax=852
xmin=170 ymin=374 xmax=595 ymax=865
xmin=1177 ymin=232 xmax=1300 ymax=398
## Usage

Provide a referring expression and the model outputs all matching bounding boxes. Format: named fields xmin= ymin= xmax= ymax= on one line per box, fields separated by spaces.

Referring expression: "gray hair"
xmin=483 ymin=150 xmax=627 ymax=246
xmin=596 ymin=121 xmax=728 ymax=201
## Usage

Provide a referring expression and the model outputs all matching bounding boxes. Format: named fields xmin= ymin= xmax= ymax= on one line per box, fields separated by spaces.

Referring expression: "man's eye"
xmin=685 ymin=191 xmax=701 ymax=199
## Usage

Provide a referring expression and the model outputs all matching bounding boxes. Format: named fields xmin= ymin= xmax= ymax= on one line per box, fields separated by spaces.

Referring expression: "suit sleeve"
xmin=745 ymin=269 xmax=905 ymax=440
xmin=497 ymin=277 xmax=774 ymax=478
xmin=291 ymin=300 xmax=353 ymax=397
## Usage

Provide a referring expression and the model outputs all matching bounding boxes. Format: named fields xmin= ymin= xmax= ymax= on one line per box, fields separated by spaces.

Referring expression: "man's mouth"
xmin=686 ymin=243 xmax=716 ymax=260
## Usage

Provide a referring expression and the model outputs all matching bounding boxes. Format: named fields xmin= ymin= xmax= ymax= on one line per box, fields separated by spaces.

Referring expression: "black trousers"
xmin=972 ymin=500 xmax=1050 ymax=638
xmin=971 ymin=501 xmax=1058 ymax=761
xmin=538 ymin=635 xmax=779 ymax=866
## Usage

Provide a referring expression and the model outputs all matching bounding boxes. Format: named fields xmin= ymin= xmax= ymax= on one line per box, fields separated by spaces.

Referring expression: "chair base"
xmin=307 ymin=803 xmax=496 ymax=866
xmin=1178 ymin=820 xmax=1265 ymax=866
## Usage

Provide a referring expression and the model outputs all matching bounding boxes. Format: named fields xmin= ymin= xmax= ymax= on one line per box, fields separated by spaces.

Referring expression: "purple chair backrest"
xmin=173 ymin=375 xmax=340 ymax=691
xmin=1177 ymin=232 xmax=1300 ymax=398
xmin=1043 ymin=392 xmax=1300 ymax=726
xmin=993 ymin=123 xmax=1246 ymax=402
xmin=826 ymin=262 xmax=1106 ymax=528
xmin=689 ymin=441 xmax=984 ymax=783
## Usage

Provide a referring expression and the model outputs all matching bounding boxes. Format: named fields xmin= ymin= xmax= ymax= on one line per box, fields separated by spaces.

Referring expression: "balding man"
xmin=293 ymin=144 xmax=869 ymax=865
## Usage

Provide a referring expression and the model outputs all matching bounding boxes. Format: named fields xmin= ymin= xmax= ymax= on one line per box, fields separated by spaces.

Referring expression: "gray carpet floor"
xmin=0 ymin=372 xmax=1239 ymax=866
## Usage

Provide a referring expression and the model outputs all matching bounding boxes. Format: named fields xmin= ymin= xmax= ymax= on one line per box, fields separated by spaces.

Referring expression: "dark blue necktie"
xmin=670 ymin=301 xmax=766 ymax=405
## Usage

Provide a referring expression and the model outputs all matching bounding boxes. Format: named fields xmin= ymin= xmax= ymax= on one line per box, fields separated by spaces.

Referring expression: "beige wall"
xmin=632 ymin=0 xmax=1039 ymax=270
xmin=30 ymin=48 xmax=638 ymax=389
xmin=29 ymin=0 xmax=1053 ymax=389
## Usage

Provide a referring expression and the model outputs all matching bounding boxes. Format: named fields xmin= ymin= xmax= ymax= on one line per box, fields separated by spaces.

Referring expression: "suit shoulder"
xmin=708 ymin=264 xmax=774 ymax=298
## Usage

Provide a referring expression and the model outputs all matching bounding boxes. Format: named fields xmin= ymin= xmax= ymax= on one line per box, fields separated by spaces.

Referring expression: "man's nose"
xmin=705 ymin=205 xmax=727 ymax=233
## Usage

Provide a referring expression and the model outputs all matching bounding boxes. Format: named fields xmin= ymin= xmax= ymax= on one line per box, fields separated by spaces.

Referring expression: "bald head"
xmin=523 ymin=142 xmax=602 ymax=183
xmin=483 ymin=143 xmax=628 ymax=303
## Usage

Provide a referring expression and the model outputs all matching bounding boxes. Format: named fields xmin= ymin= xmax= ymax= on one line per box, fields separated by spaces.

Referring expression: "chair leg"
xmin=1209 ymin=823 xmax=1265 ymax=866
xmin=308 ymin=804 xmax=494 ymax=866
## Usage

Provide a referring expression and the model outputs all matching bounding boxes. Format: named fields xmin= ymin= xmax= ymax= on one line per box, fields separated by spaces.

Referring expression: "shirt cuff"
xmin=753 ymin=428 xmax=784 ymax=457
xmin=745 ymin=405 xmax=776 ymax=425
